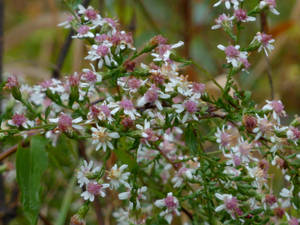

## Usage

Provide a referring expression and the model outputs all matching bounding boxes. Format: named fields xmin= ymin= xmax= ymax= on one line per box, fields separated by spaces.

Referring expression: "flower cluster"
xmin=1 ymin=2 xmax=299 ymax=225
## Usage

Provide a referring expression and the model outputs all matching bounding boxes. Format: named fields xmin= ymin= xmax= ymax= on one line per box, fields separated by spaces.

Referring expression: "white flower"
xmin=259 ymin=0 xmax=280 ymax=15
xmin=81 ymin=63 xmax=102 ymax=86
xmin=171 ymin=167 xmax=194 ymax=187
xmin=91 ymin=124 xmax=120 ymax=151
xmin=137 ymin=86 xmax=170 ymax=111
xmin=85 ymin=42 xmax=117 ymax=69
xmin=81 ymin=181 xmax=109 ymax=202
xmin=217 ymin=44 xmax=250 ymax=69
xmin=154 ymin=192 xmax=180 ymax=224
xmin=262 ymin=100 xmax=286 ymax=123
xmin=252 ymin=32 xmax=275 ymax=56
xmin=77 ymin=160 xmax=101 ymax=188
xmin=107 ymin=164 xmax=130 ymax=189
xmin=119 ymin=186 xmax=147 ymax=209
xmin=213 ymin=0 xmax=242 ymax=9
xmin=109 ymin=99 xmax=140 ymax=120
xmin=212 ymin=14 xmax=233 ymax=30
xmin=72 ymin=25 xmax=95 ymax=39
xmin=151 ymin=41 xmax=184 ymax=63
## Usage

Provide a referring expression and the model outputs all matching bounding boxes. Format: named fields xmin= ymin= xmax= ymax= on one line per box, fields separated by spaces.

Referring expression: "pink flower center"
xmin=271 ymin=100 xmax=284 ymax=114
xmin=84 ymin=71 xmax=97 ymax=82
xmin=164 ymin=195 xmax=177 ymax=209
xmin=234 ymin=9 xmax=247 ymax=21
xmin=225 ymin=45 xmax=240 ymax=58
xmin=97 ymin=45 xmax=109 ymax=56
xmin=58 ymin=114 xmax=73 ymax=131
xmin=158 ymin=44 xmax=171 ymax=57
xmin=289 ymin=218 xmax=299 ymax=225
xmin=266 ymin=0 xmax=276 ymax=7
xmin=120 ymin=99 xmax=134 ymax=110
xmin=40 ymin=80 xmax=53 ymax=89
xmin=85 ymin=9 xmax=97 ymax=20
xmin=144 ymin=128 xmax=157 ymax=142
xmin=291 ymin=127 xmax=300 ymax=139
xmin=87 ymin=182 xmax=102 ymax=195
xmin=100 ymin=105 xmax=111 ymax=117
xmin=225 ymin=197 xmax=238 ymax=210
xmin=12 ymin=114 xmax=26 ymax=126
xmin=104 ymin=18 xmax=117 ymax=28
xmin=145 ymin=88 xmax=159 ymax=103
xmin=77 ymin=25 xmax=90 ymax=35
xmin=265 ymin=194 xmax=277 ymax=205
xmin=192 ymin=82 xmax=205 ymax=94
xmin=95 ymin=34 xmax=108 ymax=43
xmin=128 ymin=78 xmax=141 ymax=90
xmin=90 ymin=106 xmax=100 ymax=118
xmin=184 ymin=100 xmax=198 ymax=113
xmin=233 ymin=155 xmax=241 ymax=166
xmin=6 ymin=75 xmax=19 ymax=89
xmin=260 ymin=33 xmax=272 ymax=46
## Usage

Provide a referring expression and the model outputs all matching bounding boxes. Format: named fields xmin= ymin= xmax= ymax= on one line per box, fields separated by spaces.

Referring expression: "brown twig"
xmin=0 ymin=144 xmax=18 ymax=161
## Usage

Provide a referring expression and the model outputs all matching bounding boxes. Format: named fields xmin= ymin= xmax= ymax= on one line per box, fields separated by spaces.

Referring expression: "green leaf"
xmin=115 ymin=137 xmax=137 ymax=169
xmin=184 ymin=124 xmax=199 ymax=155
xmin=16 ymin=136 xmax=48 ymax=225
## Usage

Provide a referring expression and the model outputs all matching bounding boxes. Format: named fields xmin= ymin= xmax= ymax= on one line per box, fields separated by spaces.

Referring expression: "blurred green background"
xmin=4 ymin=0 xmax=300 ymax=115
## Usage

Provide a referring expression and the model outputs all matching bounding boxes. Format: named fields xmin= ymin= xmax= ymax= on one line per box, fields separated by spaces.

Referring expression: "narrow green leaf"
xmin=16 ymin=136 xmax=48 ymax=225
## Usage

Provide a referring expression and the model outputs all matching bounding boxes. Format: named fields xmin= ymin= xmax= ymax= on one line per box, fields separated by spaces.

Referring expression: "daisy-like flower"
xmin=85 ymin=43 xmax=117 ymax=69
xmin=110 ymin=99 xmax=140 ymax=120
xmin=212 ymin=14 xmax=233 ymax=30
xmin=215 ymin=193 xmax=242 ymax=217
xmin=81 ymin=64 xmax=102 ymax=86
xmin=7 ymin=113 xmax=33 ymax=128
xmin=154 ymin=192 xmax=180 ymax=224
xmin=263 ymin=194 xmax=278 ymax=210
xmin=72 ymin=25 xmax=95 ymax=39
xmin=77 ymin=160 xmax=101 ymax=188
xmin=252 ymin=32 xmax=275 ymax=56
xmin=215 ymin=125 xmax=237 ymax=150
xmin=81 ymin=181 xmax=109 ymax=202
xmin=173 ymin=99 xmax=199 ymax=123
xmin=151 ymin=41 xmax=184 ymax=63
xmin=107 ymin=164 xmax=130 ymax=189
xmin=136 ymin=120 xmax=159 ymax=146
xmin=287 ymin=126 xmax=300 ymax=144
xmin=119 ymin=186 xmax=147 ymax=209
xmin=91 ymin=124 xmax=119 ymax=151
xmin=213 ymin=0 xmax=241 ymax=9
xmin=259 ymin=0 xmax=280 ymax=15
xmin=217 ymin=45 xmax=250 ymax=69
xmin=231 ymin=138 xmax=256 ymax=164
xmin=49 ymin=114 xmax=83 ymax=133
xmin=117 ymin=77 xmax=145 ymax=93
xmin=234 ymin=9 xmax=256 ymax=23
xmin=262 ymin=100 xmax=287 ymax=122
xmin=137 ymin=85 xmax=170 ymax=111
xmin=253 ymin=114 xmax=274 ymax=140
xmin=171 ymin=167 xmax=194 ymax=188
xmin=77 ymin=4 xmax=100 ymax=21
